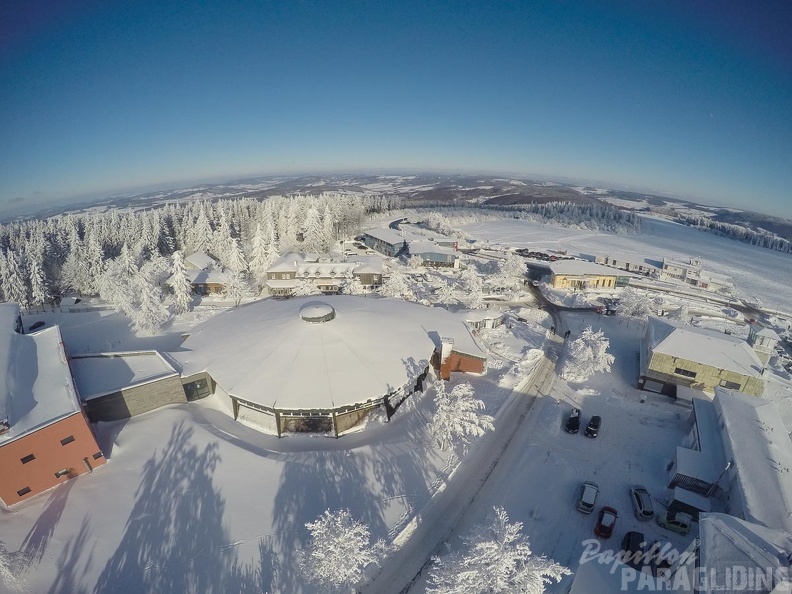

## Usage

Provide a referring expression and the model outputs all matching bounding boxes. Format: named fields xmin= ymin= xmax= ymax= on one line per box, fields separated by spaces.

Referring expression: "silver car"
xmin=577 ymin=482 xmax=599 ymax=514
xmin=629 ymin=485 xmax=654 ymax=521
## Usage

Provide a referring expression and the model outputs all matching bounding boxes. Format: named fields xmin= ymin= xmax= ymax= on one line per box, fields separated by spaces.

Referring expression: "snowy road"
xmin=362 ymin=341 xmax=561 ymax=594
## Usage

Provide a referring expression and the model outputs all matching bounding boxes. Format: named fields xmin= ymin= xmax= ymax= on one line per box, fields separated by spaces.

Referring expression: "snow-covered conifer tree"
xmin=169 ymin=250 xmax=193 ymax=314
xmin=433 ymin=281 xmax=458 ymax=307
xmin=427 ymin=506 xmax=569 ymax=594
xmin=293 ymin=278 xmax=321 ymax=297
xmin=409 ymin=254 xmax=424 ymax=269
xmin=132 ymin=272 xmax=170 ymax=334
xmin=426 ymin=381 xmax=494 ymax=453
xmin=298 ymin=509 xmax=387 ymax=592
xmin=667 ymin=303 xmax=689 ymax=323
xmin=302 ymin=205 xmax=323 ymax=253
xmin=28 ymin=257 xmax=50 ymax=307
xmin=1 ymin=252 xmax=29 ymax=307
xmin=381 ymin=269 xmax=416 ymax=301
xmin=222 ymin=269 xmax=251 ymax=307
xmin=561 ymin=326 xmax=614 ymax=382
xmin=616 ymin=287 xmax=654 ymax=320
xmin=248 ymin=223 xmax=270 ymax=288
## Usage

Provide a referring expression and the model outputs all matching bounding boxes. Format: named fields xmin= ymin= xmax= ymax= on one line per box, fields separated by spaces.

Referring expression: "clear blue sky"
xmin=1 ymin=0 xmax=791 ymax=217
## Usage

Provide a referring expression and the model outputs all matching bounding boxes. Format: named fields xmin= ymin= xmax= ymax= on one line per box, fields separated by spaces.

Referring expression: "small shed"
xmin=464 ymin=309 xmax=505 ymax=330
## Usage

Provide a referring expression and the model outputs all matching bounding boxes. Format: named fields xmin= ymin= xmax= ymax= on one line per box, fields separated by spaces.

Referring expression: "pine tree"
xmin=170 ymin=250 xmax=193 ymax=314
xmin=248 ymin=223 xmax=270 ymax=288
xmin=28 ymin=257 xmax=50 ymax=307
xmin=132 ymin=272 xmax=170 ymax=334
xmin=303 ymin=205 xmax=323 ymax=253
xmin=222 ymin=269 xmax=251 ymax=307
xmin=561 ymin=326 xmax=614 ymax=382
xmin=1 ymin=252 xmax=29 ymax=307
xmin=298 ymin=509 xmax=387 ymax=592
xmin=426 ymin=381 xmax=494 ymax=453
xmin=381 ymin=269 xmax=416 ymax=301
xmin=428 ymin=506 xmax=569 ymax=594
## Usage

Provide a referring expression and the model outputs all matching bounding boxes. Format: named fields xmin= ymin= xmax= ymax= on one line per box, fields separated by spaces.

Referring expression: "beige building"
xmin=266 ymin=253 xmax=383 ymax=297
xmin=640 ymin=317 xmax=766 ymax=396
xmin=548 ymin=260 xmax=628 ymax=290
xmin=747 ymin=323 xmax=780 ymax=365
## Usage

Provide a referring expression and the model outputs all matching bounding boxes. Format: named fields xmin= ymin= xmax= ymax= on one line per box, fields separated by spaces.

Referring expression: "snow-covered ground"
xmin=4 ymin=214 xmax=792 ymax=593
xmin=464 ymin=216 xmax=792 ymax=312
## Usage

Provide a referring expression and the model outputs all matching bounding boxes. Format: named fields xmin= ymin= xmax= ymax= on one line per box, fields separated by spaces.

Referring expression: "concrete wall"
xmin=335 ymin=404 xmax=379 ymax=434
xmin=646 ymin=353 xmax=764 ymax=396
xmin=0 ymin=412 xmax=106 ymax=507
xmin=83 ymin=375 xmax=188 ymax=422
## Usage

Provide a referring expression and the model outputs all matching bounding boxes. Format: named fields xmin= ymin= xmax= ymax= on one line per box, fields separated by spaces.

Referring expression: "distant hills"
xmin=8 ymin=173 xmax=792 ymax=246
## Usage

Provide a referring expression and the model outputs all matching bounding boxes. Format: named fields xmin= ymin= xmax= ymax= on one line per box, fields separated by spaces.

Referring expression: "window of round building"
xmin=299 ymin=303 xmax=336 ymax=324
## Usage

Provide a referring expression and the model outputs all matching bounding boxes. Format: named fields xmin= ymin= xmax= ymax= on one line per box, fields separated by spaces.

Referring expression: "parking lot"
xmin=435 ymin=384 xmax=696 ymax=591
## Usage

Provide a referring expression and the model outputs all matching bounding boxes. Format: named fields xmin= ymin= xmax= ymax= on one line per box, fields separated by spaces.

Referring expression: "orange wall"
xmin=0 ymin=412 xmax=106 ymax=507
xmin=439 ymin=351 xmax=486 ymax=380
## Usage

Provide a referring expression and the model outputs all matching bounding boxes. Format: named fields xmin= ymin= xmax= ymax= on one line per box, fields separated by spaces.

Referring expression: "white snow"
xmin=174 ymin=296 xmax=485 ymax=411
xmin=69 ymin=352 xmax=179 ymax=401
xmin=0 ymin=324 xmax=82 ymax=444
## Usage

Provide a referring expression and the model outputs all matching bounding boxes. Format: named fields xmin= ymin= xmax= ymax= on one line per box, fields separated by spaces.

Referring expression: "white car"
xmin=577 ymin=482 xmax=599 ymax=514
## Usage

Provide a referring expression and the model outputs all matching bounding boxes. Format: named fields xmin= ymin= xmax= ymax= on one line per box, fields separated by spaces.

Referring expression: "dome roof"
xmin=174 ymin=296 xmax=483 ymax=411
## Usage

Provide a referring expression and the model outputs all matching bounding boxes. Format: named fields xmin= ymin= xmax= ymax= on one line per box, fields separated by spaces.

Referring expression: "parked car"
xmin=585 ymin=415 xmax=602 ymax=438
xmin=629 ymin=485 xmax=654 ymax=521
xmin=656 ymin=511 xmax=692 ymax=536
xmin=28 ymin=320 xmax=46 ymax=332
xmin=595 ymin=506 xmax=618 ymax=538
xmin=620 ymin=531 xmax=647 ymax=569
xmin=577 ymin=481 xmax=599 ymax=514
xmin=565 ymin=408 xmax=581 ymax=434
xmin=60 ymin=296 xmax=81 ymax=306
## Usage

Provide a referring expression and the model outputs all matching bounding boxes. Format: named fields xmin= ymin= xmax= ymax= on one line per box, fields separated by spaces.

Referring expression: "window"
xmin=60 ymin=435 xmax=75 ymax=446
xmin=674 ymin=368 xmax=697 ymax=379
xmin=21 ymin=454 xmax=36 ymax=464
xmin=93 ymin=452 xmax=104 ymax=460
xmin=720 ymin=380 xmax=741 ymax=390
xmin=55 ymin=469 xmax=70 ymax=478
xmin=183 ymin=378 xmax=212 ymax=401
xmin=17 ymin=487 xmax=31 ymax=497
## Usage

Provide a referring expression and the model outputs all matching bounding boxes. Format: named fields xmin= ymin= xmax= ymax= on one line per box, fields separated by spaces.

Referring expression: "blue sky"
xmin=1 ymin=0 xmax=791 ymax=217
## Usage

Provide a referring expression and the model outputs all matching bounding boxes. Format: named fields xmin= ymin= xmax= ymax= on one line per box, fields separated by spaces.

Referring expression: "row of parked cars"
xmin=565 ymin=408 xmax=601 ymax=437
xmin=577 ymin=482 xmax=692 ymax=541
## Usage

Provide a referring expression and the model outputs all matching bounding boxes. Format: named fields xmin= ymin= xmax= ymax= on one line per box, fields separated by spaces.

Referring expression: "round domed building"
xmin=174 ymin=296 xmax=487 ymax=436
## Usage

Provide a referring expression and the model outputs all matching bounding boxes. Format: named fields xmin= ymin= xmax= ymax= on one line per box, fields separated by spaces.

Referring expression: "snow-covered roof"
xmin=173 ymin=296 xmax=485 ymax=411
xmin=548 ymin=260 xmax=624 ymax=277
xmin=753 ymin=325 xmax=782 ymax=341
xmin=647 ymin=317 xmax=764 ymax=378
xmin=184 ymin=251 xmax=216 ymax=270
xmin=715 ymin=388 xmax=792 ymax=533
xmin=269 ymin=253 xmax=383 ymax=276
xmin=362 ymin=227 xmax=409 ymax=246
xmin=697 ymin=513 xmax=792 ymax=593
xmin=0 ymin=322 xmax=83 ymax=445
xmin=69 ymin=351 xmax=179 ymax=401
xmin=408 ymin=241 xmax=457 ymax=257
xmin=463 ymin=308 xmax=504 ymax=323
xmin=268 ymin=253 xmax=321 ymax=272
xmin=186 ymin=268 xmax=226 ymax=284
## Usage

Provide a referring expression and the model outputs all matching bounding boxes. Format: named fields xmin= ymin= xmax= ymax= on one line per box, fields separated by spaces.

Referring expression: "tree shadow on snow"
xmin=19 ymin=478 xmax=75 ymax=568
xmin=90 ymin=421 xmax=260 ymax=594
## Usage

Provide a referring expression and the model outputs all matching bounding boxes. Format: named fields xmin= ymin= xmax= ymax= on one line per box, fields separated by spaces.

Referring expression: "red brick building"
xmin=0 ymin=304 xmax=105 ymax=507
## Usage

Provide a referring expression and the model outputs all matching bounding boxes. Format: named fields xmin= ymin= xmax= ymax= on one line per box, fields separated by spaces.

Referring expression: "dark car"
xmin=620 ymin=531 xmax=647 ymax=569
xmin=585 ymin=415 xmax=602 ymax=438
xmin=28 ymin=321 xmax=46 ymax=331
xmin=565 ymin=408 xmax=581 ymax=434
xmin=594 ymin=506 xmax=618 ymax=538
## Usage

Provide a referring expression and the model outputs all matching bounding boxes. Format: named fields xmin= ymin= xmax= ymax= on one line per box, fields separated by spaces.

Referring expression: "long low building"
xmin=69 ymin=351 xmax=189 ymax=421
xmin=548 ymin=259 xmax=632 ymax=290
xmin=172 ymin=296 xmax=487 ymax=436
